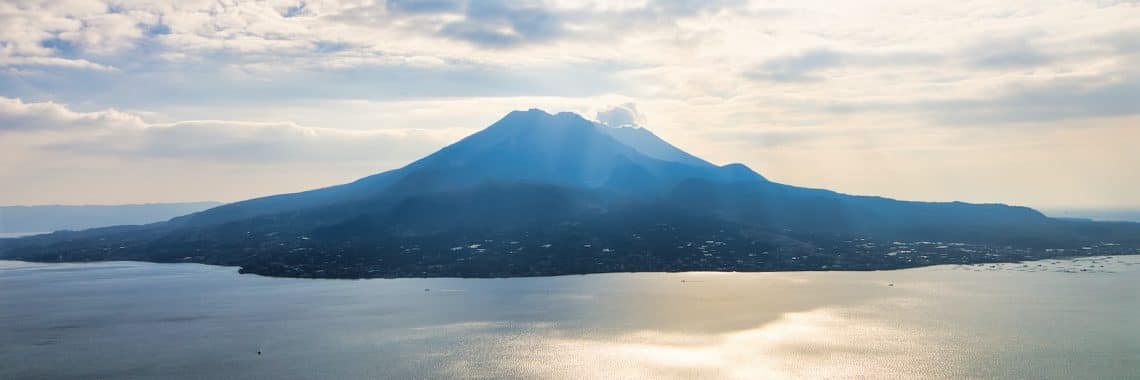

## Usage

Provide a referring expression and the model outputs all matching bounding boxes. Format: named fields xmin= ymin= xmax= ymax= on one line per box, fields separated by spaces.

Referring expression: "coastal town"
xmin=221 ymin=226 xmax=1138 ymax=279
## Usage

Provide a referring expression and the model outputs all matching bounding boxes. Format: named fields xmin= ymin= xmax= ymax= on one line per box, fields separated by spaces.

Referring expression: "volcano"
xmin=3 ymin=109 xmax=1138 ymax=277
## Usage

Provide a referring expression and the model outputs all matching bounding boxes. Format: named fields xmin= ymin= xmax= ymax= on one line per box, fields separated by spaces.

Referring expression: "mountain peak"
xmin=178 ymin=108 xmax=766 ymax=225
xmin=498 ymin=108 xmax=591 ymax=123
xmin=483 ymin=108 xmax=593 ymax=136
xmin=504 ymin=108 xmax=553 ymax=118
xmin=487 ymin=109 xmax=715 ymax=169
xmin=11 ymin=107 xmax=1126 ymax=281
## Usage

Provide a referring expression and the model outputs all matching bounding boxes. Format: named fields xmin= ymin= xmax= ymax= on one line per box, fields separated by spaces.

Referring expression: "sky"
xmin=0 ymin=0 xmax=1137 ymax=209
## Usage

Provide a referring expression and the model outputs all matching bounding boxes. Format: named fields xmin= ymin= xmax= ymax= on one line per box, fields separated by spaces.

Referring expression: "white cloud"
xmin=595 ymin=103 xmax=647 ymax=127
xmin=0 ymin=96 xmax=143 ymax=131
xmin=0 ymin=96 xmax=460 ymax=164
xmin=0 ymin=55 xmax=117 ymax=71
xmin=0 ymin=1 xmax=1138 ymax=208
xmin=0 ymin=96 xmax=473 ymax=204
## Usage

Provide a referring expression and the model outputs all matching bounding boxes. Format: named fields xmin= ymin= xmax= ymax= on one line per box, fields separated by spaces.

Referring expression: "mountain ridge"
xmin=177 ymin=109 xmax=764 ymax=226
xmin=0 ymin=202 xmax=221 ymax=234
xmin=2 ymin=109 xmax=1137 ymax=278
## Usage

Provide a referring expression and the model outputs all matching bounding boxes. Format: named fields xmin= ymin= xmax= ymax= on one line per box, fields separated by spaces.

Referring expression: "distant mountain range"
xmin=1044 ymin=208 xmax=1140 ymax=223
xmin=2 ymin=109 xmax=1137 ymax=278
xmin=0 ymin=202 xmax=220 ymax=235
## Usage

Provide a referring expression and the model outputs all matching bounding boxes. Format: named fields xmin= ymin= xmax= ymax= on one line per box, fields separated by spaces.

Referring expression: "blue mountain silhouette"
xmin=3 ymin=109 xmax=1136 ymax=277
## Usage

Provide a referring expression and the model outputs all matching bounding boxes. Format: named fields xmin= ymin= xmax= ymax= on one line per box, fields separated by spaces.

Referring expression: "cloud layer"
xmin=0 ymin=0 xmax=1138 ymax=208
xmin=596 ymin=103 xmax=646 ymax=127
xmin=0 ymin=96 xmax=460 ymax=163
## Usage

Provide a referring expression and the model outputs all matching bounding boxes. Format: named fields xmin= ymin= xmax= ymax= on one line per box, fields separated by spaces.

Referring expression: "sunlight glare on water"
xmin=1 ymin=257 xmax=1137 ymax=379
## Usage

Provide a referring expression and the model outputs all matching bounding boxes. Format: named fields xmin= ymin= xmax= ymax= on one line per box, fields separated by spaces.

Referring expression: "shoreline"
xmin=3 ymin=252 xmax=1136 ymax=280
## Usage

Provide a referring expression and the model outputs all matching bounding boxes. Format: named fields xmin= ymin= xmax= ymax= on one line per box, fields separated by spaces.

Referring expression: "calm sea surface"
xmin=0 ymin=232 xmax=49 ymax=238
xmin=1 ymin=257 xmax=1137 ymax=379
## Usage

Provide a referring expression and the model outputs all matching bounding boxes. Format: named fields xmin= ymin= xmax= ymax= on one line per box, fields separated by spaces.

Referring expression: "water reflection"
xmin=430 ymin=303 xmax=954 ymax=379
xmin=1 ymin=257 xmax=1137 ymax=379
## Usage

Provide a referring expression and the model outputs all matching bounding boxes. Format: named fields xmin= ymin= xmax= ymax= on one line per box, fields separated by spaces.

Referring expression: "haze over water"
xmin=2 ymin=257 xmax=1137 ymax=379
